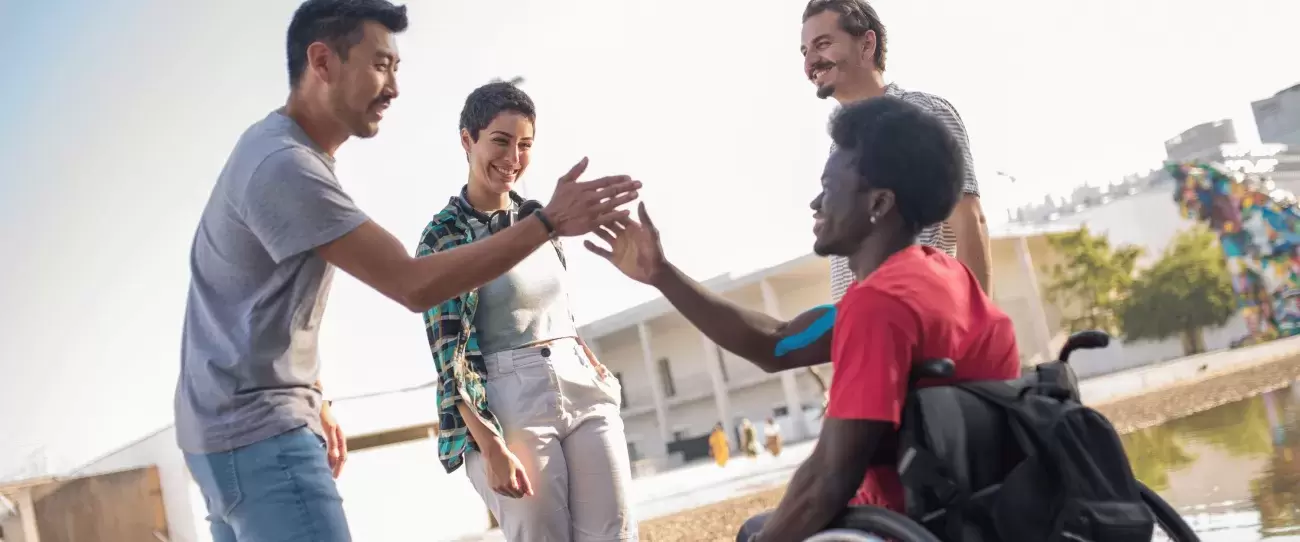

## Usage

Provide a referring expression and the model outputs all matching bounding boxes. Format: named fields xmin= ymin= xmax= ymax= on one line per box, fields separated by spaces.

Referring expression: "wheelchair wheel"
xmin=1141 ymin=482 xmax=1200 ymax=541
xmin=803 ymin=506 xmax=942 ymax=542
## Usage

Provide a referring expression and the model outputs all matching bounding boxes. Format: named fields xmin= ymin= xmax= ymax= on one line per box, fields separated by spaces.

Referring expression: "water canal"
xmin=1126 ymin=382 xmax=1300 ymax=541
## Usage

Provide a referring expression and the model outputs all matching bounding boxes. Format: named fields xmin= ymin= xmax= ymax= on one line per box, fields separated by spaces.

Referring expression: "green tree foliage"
xmin=1043 ymin=226 xmax=1144 ymax=334
xmin=1118 ymin=227 xmax=1237 ymax=355
xmin=1120 ymin=424 xmax=1197 ymax=492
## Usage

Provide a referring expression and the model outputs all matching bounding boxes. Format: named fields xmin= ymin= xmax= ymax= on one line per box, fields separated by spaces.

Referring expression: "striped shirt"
xmin=829 ymin=83 xmax=981 ymax=301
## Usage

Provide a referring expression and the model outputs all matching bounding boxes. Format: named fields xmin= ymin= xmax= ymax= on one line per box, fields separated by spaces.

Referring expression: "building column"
xmin=700 ymin=334 xmax=735 ymax=448
xmin=1016 ymin=235 xmax=1055 ymax=364
xmin=759 ymin=278 xmax=809 ymax=441
xmin=18 ymin=489 xmax=40 ymax=542
xmin=636 ymin=323 xmax=672 ymax=446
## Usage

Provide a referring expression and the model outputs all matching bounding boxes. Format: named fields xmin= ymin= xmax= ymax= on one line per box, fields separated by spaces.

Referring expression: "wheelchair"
xmin=801 ymin=331 xmax=1201 ymax=542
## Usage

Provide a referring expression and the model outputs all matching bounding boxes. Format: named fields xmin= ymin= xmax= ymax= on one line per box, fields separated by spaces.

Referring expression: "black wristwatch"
xmin=533 ymin=209 xmax=558 ymax=238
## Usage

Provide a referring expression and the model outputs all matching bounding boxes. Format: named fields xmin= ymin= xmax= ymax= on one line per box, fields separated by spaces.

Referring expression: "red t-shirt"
xmin=827 ymin=245 xmax=1020 ymax=512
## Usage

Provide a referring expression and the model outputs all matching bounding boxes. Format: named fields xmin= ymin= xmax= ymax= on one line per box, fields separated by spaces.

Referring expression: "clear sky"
xmin=1 ymin=0 xmax=1298 ymax=476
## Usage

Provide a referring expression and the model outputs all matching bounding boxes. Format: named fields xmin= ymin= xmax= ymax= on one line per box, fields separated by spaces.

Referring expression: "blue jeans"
xmin=184 ymin=426 xmax=351 ymax=542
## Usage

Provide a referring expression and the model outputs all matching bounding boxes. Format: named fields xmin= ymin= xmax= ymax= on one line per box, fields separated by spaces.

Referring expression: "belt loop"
xmin=501 ymin=349 xmax=517 ymax=375
xmin=485 ymin=350 xmax=510 ymax=377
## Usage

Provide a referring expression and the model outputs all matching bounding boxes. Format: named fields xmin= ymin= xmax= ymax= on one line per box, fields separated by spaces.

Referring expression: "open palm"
xmin=584 ymin=202 xmax=668 ymax=285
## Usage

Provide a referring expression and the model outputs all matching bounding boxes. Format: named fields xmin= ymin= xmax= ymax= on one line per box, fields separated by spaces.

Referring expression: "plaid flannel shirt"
xmin=416 ymin=197 xmax=566 ymax=473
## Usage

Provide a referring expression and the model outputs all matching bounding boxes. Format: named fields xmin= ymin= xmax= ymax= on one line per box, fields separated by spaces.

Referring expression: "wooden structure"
xmin=0 ymin=467 xmax=168 ymax=542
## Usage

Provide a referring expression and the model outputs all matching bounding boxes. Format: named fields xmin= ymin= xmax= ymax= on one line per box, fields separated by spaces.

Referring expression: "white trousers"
xmin=466 ymin=338 xmax=638 ymax=542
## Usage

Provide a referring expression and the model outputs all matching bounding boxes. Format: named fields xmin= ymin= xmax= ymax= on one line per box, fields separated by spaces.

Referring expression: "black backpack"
xmin=896 ymin=360 xmax=1156 ymax=542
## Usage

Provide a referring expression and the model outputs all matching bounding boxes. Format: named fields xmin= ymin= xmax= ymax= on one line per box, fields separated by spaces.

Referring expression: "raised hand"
xmin=542 ymin=157 xmax=642 ymax=237
xmin=584 ymin=202 xmax=669 ymax=285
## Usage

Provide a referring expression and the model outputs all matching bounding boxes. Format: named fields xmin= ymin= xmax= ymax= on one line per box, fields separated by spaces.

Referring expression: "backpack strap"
xmin=898 ymin=391 xmax=968 ymax=542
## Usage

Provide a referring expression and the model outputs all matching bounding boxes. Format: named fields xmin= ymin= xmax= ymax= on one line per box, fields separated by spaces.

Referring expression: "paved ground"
xmin=465 ymin=446 xmax=815 ymax=541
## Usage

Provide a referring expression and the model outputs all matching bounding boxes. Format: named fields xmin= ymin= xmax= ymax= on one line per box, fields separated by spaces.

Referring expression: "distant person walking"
xmin=175 ymin=1 xmax=638 ymax=540
xmin=740 ymin=419 xmax=761 ymax=458
xmin=763 ymin=417 xmax=783 ymax=457
xmin=709 ymin=423 xmax=731 ymax=467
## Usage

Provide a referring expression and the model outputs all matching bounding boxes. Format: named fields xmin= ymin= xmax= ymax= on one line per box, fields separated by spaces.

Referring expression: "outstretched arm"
xmin=242 ymin=152 xmax=639 ymax=314
xmin=320 ymin=159 xmax=639 ymax=312
xmin=654 ymin=265 xmax=833 ymax=372
xmin=586 ymin=204 xmax=832 ymax=373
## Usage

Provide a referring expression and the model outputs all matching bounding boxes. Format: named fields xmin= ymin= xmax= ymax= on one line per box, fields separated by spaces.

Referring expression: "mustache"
xmin=810 ymin=61 xmax=835 ymax=77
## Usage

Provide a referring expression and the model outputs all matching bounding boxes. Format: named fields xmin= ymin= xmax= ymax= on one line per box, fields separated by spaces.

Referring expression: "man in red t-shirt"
xmin=586 ymin=97 xmax=1019 ymax=540
xmin=829 ymin=245 xmax=1019 ymax=512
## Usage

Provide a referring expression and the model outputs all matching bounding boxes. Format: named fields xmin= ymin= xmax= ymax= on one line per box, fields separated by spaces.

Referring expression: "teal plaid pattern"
xmin=416 ymin=198 xmax=566 ymax=474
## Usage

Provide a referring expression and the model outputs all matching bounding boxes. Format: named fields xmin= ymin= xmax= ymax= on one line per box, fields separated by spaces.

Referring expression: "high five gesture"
xmin=584 ymin=202 xmax=669 ymax=285
xmin=542 ymin=157 xmax=641 ymax=237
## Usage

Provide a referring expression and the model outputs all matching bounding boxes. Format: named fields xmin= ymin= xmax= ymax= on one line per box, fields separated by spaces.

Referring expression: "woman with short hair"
xmin=416 ymin=81 xmax=636 ymax=542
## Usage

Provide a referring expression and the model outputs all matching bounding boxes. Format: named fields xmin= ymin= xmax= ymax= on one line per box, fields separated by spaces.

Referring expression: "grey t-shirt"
xmin=467 ymin=216 xmax=578 ymax=355
xmin=175 ymin=109 xmax=368 ymax=454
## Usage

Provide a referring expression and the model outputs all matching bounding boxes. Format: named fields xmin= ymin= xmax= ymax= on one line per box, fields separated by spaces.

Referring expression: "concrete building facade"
xmin=1164 ymin=119 xmax=1238 ymax=163
xmin=1253 ymin=83 xmax=1300 ymax=146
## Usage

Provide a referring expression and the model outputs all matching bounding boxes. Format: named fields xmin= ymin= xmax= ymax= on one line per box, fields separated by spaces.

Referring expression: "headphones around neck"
xmin=456 ymin=186 xmax=544 ymax=234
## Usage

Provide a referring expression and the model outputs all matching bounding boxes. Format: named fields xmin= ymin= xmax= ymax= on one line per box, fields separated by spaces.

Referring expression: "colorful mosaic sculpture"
xmin=1169 ymin=162 xmax=1300 ymax=341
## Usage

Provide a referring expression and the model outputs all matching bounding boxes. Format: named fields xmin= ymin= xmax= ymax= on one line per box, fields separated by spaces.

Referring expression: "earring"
xmin=869 ymin=215 xmax=878 ymax=224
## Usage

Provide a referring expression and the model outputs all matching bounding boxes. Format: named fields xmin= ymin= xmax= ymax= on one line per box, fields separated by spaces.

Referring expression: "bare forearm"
xmin=754 ymin=461 xmax=855 ymax=541
xmin=959 ymin=223 xmax=991 ymax=293
xmin=652 ymin=264 xmax=787 ymax=370
xmin=406 ymin=217 xmax=550 ymax=310
xmin=758 ymin=419 xmax=883 ymax=541
xmin=322 ymin=216 xmax=551 ymax=313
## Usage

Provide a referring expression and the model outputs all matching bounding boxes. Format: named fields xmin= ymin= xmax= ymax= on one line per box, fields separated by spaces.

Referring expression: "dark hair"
xmin=829 ymin=96 xmax=964 ymax=233
xmin=459 ymin=81 xmax=537 ymax=141
xmin=286 ymin=0 xmax=409 ymax=88
xmin=803 ymin=0 xmax=888 ymax=71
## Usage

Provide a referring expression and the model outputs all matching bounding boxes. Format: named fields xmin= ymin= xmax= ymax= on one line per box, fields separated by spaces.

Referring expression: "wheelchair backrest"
xmin=904 ymin=386 xmax=1023 ymax=498
xmin=898 ymin=364 xmax=1154 ymax=542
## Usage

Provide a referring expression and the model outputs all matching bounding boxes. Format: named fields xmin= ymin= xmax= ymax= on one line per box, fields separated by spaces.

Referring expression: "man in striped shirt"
xmin=801 ymin=0 xmax=992 ymax=299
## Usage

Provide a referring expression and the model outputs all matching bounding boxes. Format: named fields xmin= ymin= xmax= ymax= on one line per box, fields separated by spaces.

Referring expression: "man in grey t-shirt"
xmin=178 ymin=108 xmax=366 ymax=454
xmin=178 ymin=2 xmax=641 ymax=540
